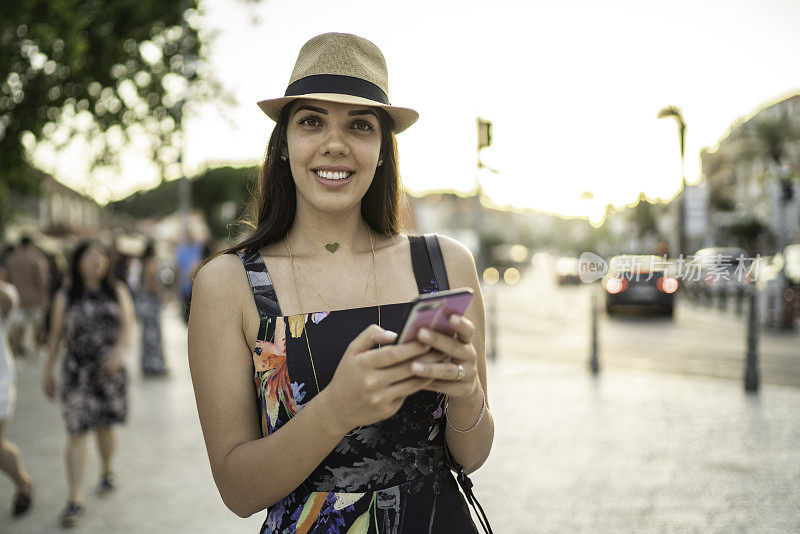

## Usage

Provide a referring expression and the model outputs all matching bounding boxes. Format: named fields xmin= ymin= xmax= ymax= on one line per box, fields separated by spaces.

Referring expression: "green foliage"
xmin=628 ymin=192 xmax=659 ymax=238
xmin=752 ymin=115 xmax=798 ymax=166
xmin=726 ymin=217 xmax=768 ymax=248
xmin=109 ymin=166 xmax=258 ymax=240
xmin=0 ymin=0 xmax=228 ymax=218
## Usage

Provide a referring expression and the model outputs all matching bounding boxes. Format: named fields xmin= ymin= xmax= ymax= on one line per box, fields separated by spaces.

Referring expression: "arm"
xmin=0 ymin=280 xmax=19 ymax=318
xmin=108 ymin=281 xmax=135 ymax=365
xmin=189 ymin=255 xmax=435 ymax=517
xmin=416 ymin=235 xmax=495 ymax=474
xmin=187 ymin=255 xmax=352 ymax=517
xmin=39 ymin=255 xmax=51 ymax=308
xmin=43 ymin=290 xmax=67 ymax=400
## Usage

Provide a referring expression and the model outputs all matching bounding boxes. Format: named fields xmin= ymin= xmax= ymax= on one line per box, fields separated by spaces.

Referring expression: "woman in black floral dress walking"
xmin=43 ymin=240 xmax=135 ymax=527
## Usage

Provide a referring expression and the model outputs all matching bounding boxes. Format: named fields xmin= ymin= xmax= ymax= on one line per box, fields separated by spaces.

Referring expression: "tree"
xmin=629 ymin=192 xmax=658 ymax=239
xmin=109 ymin=165 xmax=257 ymax=240
xmin=0 ymin=1 xmax=229 ymax=220
xmin=748 ymin=113 xmax=800 ymax=250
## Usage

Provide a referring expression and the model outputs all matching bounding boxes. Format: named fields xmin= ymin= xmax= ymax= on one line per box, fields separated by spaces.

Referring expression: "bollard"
xmin=589 ymin=293 xmax=599 ymax=375
xmin=744 ymin=288 xmax=759 ymax=392
xmin=735 ymin=287 xmax=744 ymax=316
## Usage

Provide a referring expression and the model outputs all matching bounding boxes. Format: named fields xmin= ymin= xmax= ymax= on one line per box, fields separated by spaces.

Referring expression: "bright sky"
xmin=35 ymin=0 xmax=800 ymax=224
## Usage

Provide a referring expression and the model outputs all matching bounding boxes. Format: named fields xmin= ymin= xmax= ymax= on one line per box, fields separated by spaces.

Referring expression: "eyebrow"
xmin=347 ymin=109 xmax=378 ymax=118
xmin=293 ymin=104 xmax=377 ymax=119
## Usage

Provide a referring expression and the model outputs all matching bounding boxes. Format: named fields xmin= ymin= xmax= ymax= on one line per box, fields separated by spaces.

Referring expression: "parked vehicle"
xmin=555 ymin=257 xmax=581 ymax=285
xmin=603 ymin=255 xmax=678 ymax=317
xmin=756 ymin=244 xmax=800 ymax=328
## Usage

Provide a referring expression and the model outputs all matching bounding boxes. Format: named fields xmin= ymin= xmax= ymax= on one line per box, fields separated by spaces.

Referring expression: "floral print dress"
xmin=236 ymin=235 xmax=478 ymax=534
xmin=60 ymin=290 xmax=128 ymax=434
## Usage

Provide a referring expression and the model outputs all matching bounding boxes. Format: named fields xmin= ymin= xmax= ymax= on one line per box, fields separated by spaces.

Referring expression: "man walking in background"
xmin=3 ymin=236 xmax=50 ymax=359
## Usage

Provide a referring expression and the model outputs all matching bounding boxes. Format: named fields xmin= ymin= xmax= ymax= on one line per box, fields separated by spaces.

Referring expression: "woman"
xmin=43 ymin=240 xmax=135 ymax=527
xmin=0 ymin=277 xmax=34 ymax=516
xmin=188 ymin=33 xmax=493 ymax=532
xmin=135 ymin=242 xmax=168 ymax=376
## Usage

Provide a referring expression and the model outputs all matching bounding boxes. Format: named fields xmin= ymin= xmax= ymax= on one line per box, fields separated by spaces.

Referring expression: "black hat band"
xmin=284 ymin=74 xmax=390 ymax=105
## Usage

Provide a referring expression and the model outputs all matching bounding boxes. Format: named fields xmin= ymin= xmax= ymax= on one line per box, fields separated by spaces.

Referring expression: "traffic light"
xmin=478 ymin=118 xmax=492 ymax=150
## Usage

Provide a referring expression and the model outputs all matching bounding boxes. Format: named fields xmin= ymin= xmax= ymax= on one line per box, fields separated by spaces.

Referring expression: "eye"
xmin=297 ymin=115 xmax=322 ymax=128
xmin=352 ymin=119 xmax=375 ymax=132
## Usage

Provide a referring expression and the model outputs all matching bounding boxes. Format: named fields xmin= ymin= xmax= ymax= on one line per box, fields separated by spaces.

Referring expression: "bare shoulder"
xmin=192 ymin=253 xmax=249 ymax=310
xmin=436 ymin=234 xmax=478 ymax=287
xmin=194 ymin=253 xmax=244 ymax=284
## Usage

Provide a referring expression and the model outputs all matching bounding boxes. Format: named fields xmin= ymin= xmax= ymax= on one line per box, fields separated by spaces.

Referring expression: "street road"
xmin=1 ymin=267 xmax=798 ymax=533
xmin=488 ymin=264 xmax=800 ymax=387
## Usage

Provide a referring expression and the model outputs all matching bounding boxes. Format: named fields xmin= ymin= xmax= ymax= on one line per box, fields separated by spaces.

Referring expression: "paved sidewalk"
xmin=1 ymin=302 xmax=799 ymax=533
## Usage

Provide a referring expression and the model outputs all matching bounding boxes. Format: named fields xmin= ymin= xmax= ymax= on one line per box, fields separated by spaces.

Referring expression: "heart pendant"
xmin=325 ymin=242 xmax=339 ymax=253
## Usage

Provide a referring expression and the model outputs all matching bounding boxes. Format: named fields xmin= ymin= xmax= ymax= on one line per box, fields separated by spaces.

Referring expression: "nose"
xmin=318 ymin=125 xmax=350 ymax=157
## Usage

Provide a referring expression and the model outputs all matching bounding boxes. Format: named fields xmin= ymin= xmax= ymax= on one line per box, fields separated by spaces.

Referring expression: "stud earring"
xmin=280 ymin=155 xmax=288 ymax=161
xmin=377 ymin=159 xmax=384 ymax=167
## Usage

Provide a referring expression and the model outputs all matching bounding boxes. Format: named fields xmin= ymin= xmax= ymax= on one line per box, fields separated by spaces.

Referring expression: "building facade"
xmin=701 ymin=94 xmax=800 ymax=254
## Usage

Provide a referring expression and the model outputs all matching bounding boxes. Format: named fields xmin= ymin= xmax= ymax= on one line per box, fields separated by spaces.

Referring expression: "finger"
xmin=417 ymin=328 xmax=467 ymax=360
xmin=367 ymin=341 xmax=430 ymax=369
xmin=382 ymin=375 xmax=435 ymax=399
xmin=410 ymin=360 xmax=464 ymax=381
xmin=348 ymin=324 xmax=398 ymax=356
xmin=448 ymin=314 xmax=474 ymax=344
xmin=376 ymin=351 xmax=445 ymax=386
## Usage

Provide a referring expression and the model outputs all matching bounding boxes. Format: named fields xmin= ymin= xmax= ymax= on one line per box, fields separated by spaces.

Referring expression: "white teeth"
xmin=315 ymin=170 xmax=352 ymax=180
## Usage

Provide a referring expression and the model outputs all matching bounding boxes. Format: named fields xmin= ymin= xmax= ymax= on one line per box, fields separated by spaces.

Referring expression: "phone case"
xmin=396 ymin=288 xmax=474 ymax=344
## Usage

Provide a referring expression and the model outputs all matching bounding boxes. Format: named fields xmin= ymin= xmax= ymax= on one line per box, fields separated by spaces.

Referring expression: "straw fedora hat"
xmin=257 ymin=33 xmax=418 ymax=133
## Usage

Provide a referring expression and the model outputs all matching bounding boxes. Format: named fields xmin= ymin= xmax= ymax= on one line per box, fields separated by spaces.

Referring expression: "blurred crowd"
xmin=0 ymin=230 xmax=216 ymax=527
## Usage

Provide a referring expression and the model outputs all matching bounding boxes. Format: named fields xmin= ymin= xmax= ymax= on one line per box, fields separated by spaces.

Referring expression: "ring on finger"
xmin=455 ymin=363 xmax=464 ymax=381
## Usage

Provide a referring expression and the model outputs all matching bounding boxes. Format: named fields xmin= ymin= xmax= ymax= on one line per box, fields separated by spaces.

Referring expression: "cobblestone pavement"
xmin=1 ymin=300 xmax=799 ymax=533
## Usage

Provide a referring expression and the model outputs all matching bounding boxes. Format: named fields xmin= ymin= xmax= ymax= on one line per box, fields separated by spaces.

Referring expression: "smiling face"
xmin=285 ymin=99 xmax=383 ymax=215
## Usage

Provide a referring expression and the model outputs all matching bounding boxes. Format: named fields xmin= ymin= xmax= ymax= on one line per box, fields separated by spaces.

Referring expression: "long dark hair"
xmin=66 ymin=240 xmax=117 ymax=306
xmin=208 ymin=101 xmax=404 ymax=265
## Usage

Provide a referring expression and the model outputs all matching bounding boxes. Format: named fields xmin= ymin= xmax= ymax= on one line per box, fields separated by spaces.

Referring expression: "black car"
xmin=603 ymin=255 xmax=678 ymax=317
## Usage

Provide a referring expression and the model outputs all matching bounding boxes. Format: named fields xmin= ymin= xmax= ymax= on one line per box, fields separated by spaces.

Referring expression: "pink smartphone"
xmin=395 ymin=288 xmax=474 ymax=344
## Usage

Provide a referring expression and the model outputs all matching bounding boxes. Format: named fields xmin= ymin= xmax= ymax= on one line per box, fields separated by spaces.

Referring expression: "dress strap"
xmin=234 ymin=250 xmax=282 ymax=318
xmin=408 ymin=234 xmax=444 ymax=294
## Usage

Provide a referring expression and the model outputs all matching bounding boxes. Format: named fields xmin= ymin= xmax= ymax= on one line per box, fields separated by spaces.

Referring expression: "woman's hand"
xmin=323 ymin=324 xmax=438 ymax=433
xmin=408 ymin=314 xmax=480 ymax=399
xmin=42 ymin=371 xmax=56 ymax=401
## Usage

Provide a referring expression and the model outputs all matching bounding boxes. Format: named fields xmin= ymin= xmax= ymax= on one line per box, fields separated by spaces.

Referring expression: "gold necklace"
xmin=293 ymin=261 xmax=372 ymax=309
xmin=284 ymin=226 xmax=380 ymax=437
xmin=300 ymin=226 xmax=341 ymax=253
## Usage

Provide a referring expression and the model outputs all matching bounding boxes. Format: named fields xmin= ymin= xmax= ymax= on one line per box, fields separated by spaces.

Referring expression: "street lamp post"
xmin=658 ymin=106 xmax=687 ymax=257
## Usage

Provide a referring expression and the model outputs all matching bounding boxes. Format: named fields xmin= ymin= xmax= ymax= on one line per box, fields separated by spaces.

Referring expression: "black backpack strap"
xmin=423 ymin=233 xmax=450 ymax=291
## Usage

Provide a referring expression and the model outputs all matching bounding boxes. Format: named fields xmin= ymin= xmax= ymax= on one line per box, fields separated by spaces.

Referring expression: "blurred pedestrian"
xmin=187 ymin=33 xmax=492 ymax=532
xmin=135 ymin=242 xmax=169 ymax=376
xmin=0 ymin=278 xmax=35 ymax=517
xmin=42 ymin=240 xmax=135 ymax=527
xmin=4 ymin=235 xmax=50 ymax=359
xmin=175 ymin=231 xmax=204 ymax=324
xmin=41 ymin=248 xmax=67 ymax=349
